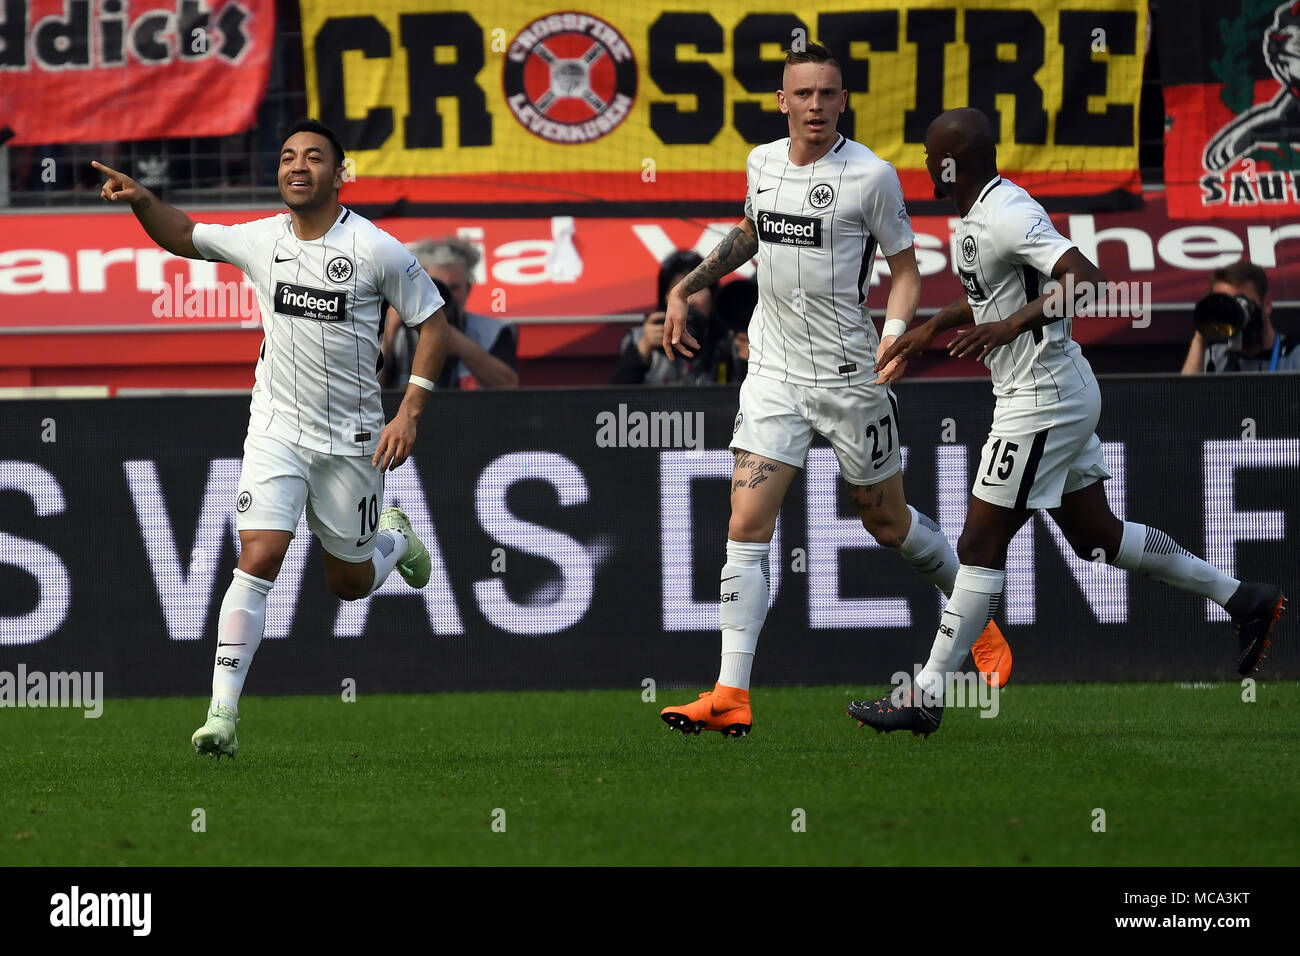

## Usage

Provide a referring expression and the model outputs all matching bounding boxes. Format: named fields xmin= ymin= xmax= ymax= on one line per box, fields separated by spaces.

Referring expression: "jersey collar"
xmin=976 ymin=176 xmax=1002 ymax=205
xmin=286 ymin=205 xmax=350 ymax=245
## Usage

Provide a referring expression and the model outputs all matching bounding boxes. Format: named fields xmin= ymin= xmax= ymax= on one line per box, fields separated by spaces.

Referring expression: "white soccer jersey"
xmin=192 ymin=207 xmax=443 ymax=457
xmin=954 ymin=177 xmax=1094 ymax=407
xmin=743 ymin=135 xmax=914 ymax=387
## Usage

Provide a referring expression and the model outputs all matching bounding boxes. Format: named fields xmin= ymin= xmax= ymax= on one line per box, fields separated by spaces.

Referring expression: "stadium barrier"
xmin=1 ymin=374 xmax=1296 ymax=696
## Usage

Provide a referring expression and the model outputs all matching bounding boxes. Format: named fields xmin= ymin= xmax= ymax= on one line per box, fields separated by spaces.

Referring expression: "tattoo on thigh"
xmin=733 ymin=452 xmax=781 ymax=493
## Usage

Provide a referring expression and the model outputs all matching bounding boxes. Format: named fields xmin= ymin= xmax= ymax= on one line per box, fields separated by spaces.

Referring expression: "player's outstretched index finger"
xmin=91 ymin=160 xmax=121 ymax=178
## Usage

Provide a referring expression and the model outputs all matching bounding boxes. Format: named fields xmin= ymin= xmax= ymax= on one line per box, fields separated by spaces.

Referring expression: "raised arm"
xmin=1180 ymin=331 xmax=1207 ymax=375
xmin=662 ymin=218 xmax=758 ymax=360
xmin=93 ymin=161 xmax=199 ymax=259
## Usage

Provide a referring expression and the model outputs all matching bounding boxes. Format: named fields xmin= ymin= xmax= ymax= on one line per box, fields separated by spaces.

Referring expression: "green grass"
xmin=3 ymin=683 xmax=1296 ymax=866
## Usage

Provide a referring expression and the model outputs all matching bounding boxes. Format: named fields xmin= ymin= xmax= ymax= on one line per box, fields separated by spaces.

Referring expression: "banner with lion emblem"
xmin=1161 ymin=0 xmax=1300 ymax=218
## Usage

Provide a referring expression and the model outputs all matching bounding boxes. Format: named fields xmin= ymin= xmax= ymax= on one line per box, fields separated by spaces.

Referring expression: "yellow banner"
xmin=300 ymin=0 xmax=1145 ymax=188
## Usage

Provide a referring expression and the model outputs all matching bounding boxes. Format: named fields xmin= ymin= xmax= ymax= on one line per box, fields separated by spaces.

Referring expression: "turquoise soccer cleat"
xmin=192 ymin=703 xmax=239 ymax=760
xmin=380 ymin=506 xmax=431 ymax=588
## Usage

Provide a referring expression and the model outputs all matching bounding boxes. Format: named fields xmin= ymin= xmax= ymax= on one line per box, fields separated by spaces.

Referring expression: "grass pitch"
xmin=3 ymin=682 xmax=1296 ymax=866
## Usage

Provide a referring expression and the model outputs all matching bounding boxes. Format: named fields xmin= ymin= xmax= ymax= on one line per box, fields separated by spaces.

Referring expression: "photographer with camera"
xmin=611 ymin=249 xmax=728 ymax=385
xmin=1181 ymin=261 xmax=1300 ymax=373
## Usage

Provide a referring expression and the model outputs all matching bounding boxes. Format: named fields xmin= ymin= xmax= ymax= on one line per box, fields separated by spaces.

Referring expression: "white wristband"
xmin=408 ymin=375 xmax=436 ymax=391
xmin=882 ymin=318 xmax=909 ymax=339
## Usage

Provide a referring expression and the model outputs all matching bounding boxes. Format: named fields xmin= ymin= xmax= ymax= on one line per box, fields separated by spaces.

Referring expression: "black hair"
xmin=657 ymin=249 xmax=719 ymax=312
xmin=281 ymin=118 xmax=346 ymax=169
xmin=430 ymin=277 xmax=464 ymax=332
xmin=716 ymin=277 xmax=758 ymax=333
xmin=1212 ymin=261 xmax=1268 ymax=299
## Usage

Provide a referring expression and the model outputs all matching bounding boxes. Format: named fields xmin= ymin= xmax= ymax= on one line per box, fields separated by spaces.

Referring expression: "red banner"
xmin=3 ymin=194 xmax=1297 ymax=334
xmin=0 ymin=0 xmax=275 ymax=145
xmin=1159 ymin=0 xmax=1300 ymax=219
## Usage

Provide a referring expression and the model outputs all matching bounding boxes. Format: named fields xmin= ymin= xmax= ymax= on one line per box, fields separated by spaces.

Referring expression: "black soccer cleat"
xmin=1226 ymin=583 xmax=1286 ymax=676
xmin=847 ymin=693 xmax=943 ymax=738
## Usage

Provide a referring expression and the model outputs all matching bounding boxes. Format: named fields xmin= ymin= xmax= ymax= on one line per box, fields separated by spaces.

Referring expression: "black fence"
xmin=1 ymin=374 xmax=1297 ymax=697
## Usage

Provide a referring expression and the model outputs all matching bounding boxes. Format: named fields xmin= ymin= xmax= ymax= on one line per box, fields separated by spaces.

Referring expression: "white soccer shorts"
xmin=235 ymin=431 xmax=385 ymax=563
xmin=728 ymin=373 xmax=903 ymax=486
xmin=972 ymin=376 xmax=1110 ymax=511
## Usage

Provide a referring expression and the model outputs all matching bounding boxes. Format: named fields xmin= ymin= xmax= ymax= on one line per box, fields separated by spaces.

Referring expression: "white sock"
xmin=1111 ymin=521 xmax=1239 ymax=606
xmin=897 ymin=505 xmax=959 ymax=597
xmin=367 ymin=529 xmax=410 ymax=595
xmin=916 ymin=565 xmax=1005 ymax=703
xmin=210 ymin=568 xmax=273 ymax=712
xmin=717 ymin=539 xmax=770 ymax=690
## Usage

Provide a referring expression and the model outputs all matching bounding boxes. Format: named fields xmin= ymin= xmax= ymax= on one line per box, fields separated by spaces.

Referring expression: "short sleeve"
xmin=191 ymin=222 xmax=254 ymax=268
xmin=990 ymin=197 xmax=1075 ymax=277
xmin=743 ymin=150 xmax=757 ymax=222
xmin=375 ymin=237 xmax=444 ymax=329
xmin=860 ymin=162 xmax=914 ymax=258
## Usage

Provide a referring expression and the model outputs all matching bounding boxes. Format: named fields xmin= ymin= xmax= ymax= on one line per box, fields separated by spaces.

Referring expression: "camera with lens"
xmin=1193 ymin=292 xmax=1263 ymax=354
xmin=684 ymin=304 xmax=709 ymax=348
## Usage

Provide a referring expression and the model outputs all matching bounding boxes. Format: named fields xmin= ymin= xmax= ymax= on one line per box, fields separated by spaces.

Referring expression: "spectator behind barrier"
xmin=383 ymin=237 xmax=519 ymax=389
xmin=611 ymin=249 xmax=741 ymax=385
xmin=1181 ymin=261 xmax=1300 ymax=374
xmin=714 ymin=276 xmax=757 ymax=384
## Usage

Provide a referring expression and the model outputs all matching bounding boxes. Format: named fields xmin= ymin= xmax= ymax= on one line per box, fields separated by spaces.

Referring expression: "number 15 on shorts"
xmin=975 ymin=433 xmax=1031 ymax=507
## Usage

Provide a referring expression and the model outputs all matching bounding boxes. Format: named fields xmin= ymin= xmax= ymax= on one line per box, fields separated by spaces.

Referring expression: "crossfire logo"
xmin=503 ymin=12 xmax=637 ymax=144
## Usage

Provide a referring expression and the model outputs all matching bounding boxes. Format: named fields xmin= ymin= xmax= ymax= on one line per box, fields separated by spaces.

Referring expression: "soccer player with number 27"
xmin=658 ymin=44 xmax=1012 ymax=739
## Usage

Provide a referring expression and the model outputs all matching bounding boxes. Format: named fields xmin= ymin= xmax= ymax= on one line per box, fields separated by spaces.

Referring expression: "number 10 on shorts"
xmin=358 ymin=494 xmax=378 ymax=538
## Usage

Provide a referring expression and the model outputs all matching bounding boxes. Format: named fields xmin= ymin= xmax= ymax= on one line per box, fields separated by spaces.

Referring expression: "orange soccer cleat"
xmin=971 ymin=620 xmax=1012 ymax=689
xmin=660 ymin=683 xmax=752 ymax=737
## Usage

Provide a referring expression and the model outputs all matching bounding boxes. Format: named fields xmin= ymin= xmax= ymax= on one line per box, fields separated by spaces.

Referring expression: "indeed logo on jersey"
xmin=274 ymin=282 xmax=347 ymax=322
xmin=958 ymin=268 xmax=987 ymax=302
xmin=756 ymin=211 xmax=822 ymax=248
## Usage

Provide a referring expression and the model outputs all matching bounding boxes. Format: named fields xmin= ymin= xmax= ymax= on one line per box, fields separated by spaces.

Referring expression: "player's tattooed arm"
xmin=92 ymin=161 xmax=200 ymax=259
xmin=662 ymin=218 xmax=759 ymax=361
xmin=949 ymin=248 xmax=1103 ymax=361
xmin=677 ymin=220 xmax=759 ymax=299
